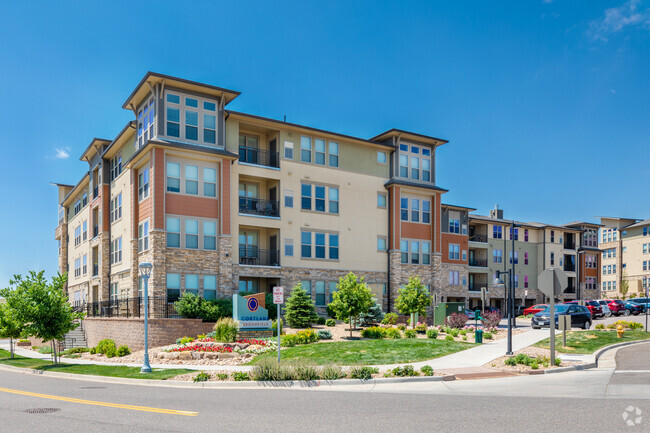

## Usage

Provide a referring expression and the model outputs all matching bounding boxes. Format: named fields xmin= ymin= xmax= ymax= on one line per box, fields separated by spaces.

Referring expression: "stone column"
xmin=217 ymin=235 xmax=236 ymax=297
xmin=388 ymin=250 xmax=402 ymax=313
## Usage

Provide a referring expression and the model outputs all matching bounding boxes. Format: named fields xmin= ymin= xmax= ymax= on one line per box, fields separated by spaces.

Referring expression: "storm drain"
xmin=24 ymin=408 xmax=61 ymax=414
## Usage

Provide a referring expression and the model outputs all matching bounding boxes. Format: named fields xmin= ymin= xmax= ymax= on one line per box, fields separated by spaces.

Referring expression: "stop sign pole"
xmin=273 ymin=287 xmax=284 ymax=363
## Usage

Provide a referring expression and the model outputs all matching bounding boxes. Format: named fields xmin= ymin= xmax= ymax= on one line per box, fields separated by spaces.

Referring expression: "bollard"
xmin=475 ymin=329 xmax=483 ymax=344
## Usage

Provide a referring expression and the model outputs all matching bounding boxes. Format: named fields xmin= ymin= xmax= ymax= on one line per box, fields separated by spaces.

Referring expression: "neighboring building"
xmin=599 ymin=217 xmax=650 ymax=299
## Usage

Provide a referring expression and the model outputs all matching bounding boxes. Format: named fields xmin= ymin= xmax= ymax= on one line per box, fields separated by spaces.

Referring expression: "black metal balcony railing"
xmin=564 ymin=242 xmax=575 ymax=250
xmin=469 ymin=259 xmax=488 ymax=267
xmin=239 ymin=146 xmax=280 ymax=168
xmin=92 ymin=264 xmax=99 ymax=277
xmin=93 ymin=226 xmax=99 ymax=238
xmin=564 ymin=264 xmax=576 ymax=272
xmin=239 ymin=197 xmax=280 ymax=217
xmin=239 ymin=245 xmax=280 ymax=266
xmin=83 ymin=296 xmax=180 ymax=319
xmin=468 ymin=284 xmax=483 ymax=292
xmin=469 ymin=234 xmax=488 ymax=243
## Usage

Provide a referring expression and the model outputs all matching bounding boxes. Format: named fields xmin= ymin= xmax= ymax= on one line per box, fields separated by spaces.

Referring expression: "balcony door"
xmin=239 ymin=183 xmax=259 ymax=213
xmin=239 ymin=230 xmax=259 ymax=263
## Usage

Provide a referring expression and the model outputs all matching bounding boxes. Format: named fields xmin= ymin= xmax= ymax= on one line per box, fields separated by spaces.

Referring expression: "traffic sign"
xmin=273 ymin=286 xmax=284 ymax=304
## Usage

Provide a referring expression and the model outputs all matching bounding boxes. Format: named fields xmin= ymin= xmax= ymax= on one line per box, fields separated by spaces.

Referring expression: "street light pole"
xmin=139 ymin=262 xmax=153 ymax=374
xmin=494 ymin=270 xmax=512 ymax=355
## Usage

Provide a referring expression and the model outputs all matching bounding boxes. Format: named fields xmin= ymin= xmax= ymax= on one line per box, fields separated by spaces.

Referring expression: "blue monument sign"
xmin=232 ymin=294 xmax=272 ymax=330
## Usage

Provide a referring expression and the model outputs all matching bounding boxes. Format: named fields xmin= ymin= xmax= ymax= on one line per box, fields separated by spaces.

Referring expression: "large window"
xmin=166 ymin=215 xmax=216 ymax=250
xmin=204 ymin=221 xmax=216 ymax=250
xmin=400 ymin=240 xmax=431 ymax=265
xmin=493 ymin=225 xmax=503 ymax=239
xmin=299 ymin=136 xmax=339 ymax=166
xmin=137 ymin=97 xmax=155 ymax=148
xmin=301 ymin=183 xmax=339 ymax=214
xmin=138 ymin=168 xmax=150 ymax=201
xmin=110 ymin=237 xmax=122 ymax=264
xmin=301 ymin=136 xmax=311 ymax=162
xmin=398 ymin=143 xmax=432 ymax=182
xmin=110 ymin=153 xmax=122 ymax=182
xmin=166 ymin=273 xmax=181 ymax=302
xmin=301 ymin=231 xmax=339 ymax=260
xmin=110 ymin=194 xmax=122 ymax=223
xmin=165 ymin=92 xmax=218 ymax=145
xmin=449 ymin=244 xmax=460 ymax=260
xmin=167 ymin=160 xmax=217 ymax=196
xmin=493 ymin=249 xmax=502 ymax=263
xmin=138 ymin=220 xmax=149 ymax=252
xmin=400 ymin=196 xmax=431 ymax=223
xmin=449 ymin=271 xmax=460 ymax=286
xmin=204 ymin=275 xmax=217 ymax=300
xmin=449 ymin=212 xmax=460 ymax=233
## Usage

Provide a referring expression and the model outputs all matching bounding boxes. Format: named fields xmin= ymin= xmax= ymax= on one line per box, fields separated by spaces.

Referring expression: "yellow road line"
xmin=0 ymin=387 xmax=198 ymax=416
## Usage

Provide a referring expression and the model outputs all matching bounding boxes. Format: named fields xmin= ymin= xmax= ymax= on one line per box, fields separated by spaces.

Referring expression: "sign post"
xmin=431 ymin=293 xmax=437 ymax=327
xmin=538 ymin=268 xmax=568 ymax=366
xmin=481 ymin=287 xmax=487 ymax=314
xmin=273 ymin=287 xmax=284 ymax=363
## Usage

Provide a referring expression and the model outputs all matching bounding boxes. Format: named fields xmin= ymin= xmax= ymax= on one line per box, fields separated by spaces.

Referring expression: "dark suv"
xmin=532 ymin=304 xmax=592 ymax=330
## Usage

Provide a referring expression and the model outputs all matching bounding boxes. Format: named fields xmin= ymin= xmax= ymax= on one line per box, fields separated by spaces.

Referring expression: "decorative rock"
xmin=204 ymin=353 xmax=219 ymax=360
xmin=247 ymin=345 xmax=263 ymax=351
xmin=178 ymin=352 xmax=193 ymax=361
xmin=235 ymin=343 xmax=249 ymax=350
xmin=218 ymin=353 xmax=237 ymax=359
xmin=165 ymin=352 xmax=180 ymax=360
xmin=191 ymin=351 xmax=202 ymax=360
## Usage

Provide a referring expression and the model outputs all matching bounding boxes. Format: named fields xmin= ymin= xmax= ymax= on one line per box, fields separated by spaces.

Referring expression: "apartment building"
xmin=55 ymin=72 xmax=482 ymax=315
xmin=599 ymin=217 xmax=650 ymax=298
xmin=466 ymin=207 xmax=601 ymax=310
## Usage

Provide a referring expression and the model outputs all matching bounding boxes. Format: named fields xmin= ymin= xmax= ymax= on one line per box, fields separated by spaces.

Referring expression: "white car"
xmin=597 ymin=300 xmax=612 ymax=318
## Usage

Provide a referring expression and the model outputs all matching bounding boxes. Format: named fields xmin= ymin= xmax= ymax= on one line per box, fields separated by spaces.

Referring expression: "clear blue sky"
xmin=1 ymin=0 xmax=649 ymax=288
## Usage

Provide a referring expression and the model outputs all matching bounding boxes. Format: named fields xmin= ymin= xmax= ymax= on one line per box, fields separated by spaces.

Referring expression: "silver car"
xmin=597 ymin=300 xmax=612 ymax=318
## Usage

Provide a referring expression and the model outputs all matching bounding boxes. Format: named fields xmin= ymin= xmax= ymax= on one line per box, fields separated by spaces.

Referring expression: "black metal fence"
xmin=239 ymin=146 xmax=280 ymax=168
xmin=469 ymin=259 xmax=488 ymax=267
xmin=239 ymin=197 xmax=280 ymax=217
xmin=83 ymin=296 xmax=180 ymax=319
xmin=469 ymin=234 xmax=488 ymax=243
xmin=239 ymin=245 xmax=280 ymax=266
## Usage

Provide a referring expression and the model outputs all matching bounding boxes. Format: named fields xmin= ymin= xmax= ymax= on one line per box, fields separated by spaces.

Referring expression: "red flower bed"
xmin=236 ymin=339 xmax=269 ymax=346
xmin=168 ymin=345 xmax=234 ymax=353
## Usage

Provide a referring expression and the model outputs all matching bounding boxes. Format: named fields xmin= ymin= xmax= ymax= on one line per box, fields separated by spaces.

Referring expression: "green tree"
xmin=0 ymin=302 xmax=24 ymax=358
xmin=395 ymin=276 xmax=430 ymax=328
xmin=1 ymin=271 xmax=84 ymax=364
xmin=329 ymin=272 xmax=373 ymax=337
xmin=284 ymin=283 xmax=318 ymax=328
xmin=620 ymin=271 xmax=629 ymax=299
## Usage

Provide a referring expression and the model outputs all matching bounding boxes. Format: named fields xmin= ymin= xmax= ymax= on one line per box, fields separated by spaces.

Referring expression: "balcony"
xmin=469 ymin=234 xmax=488 ymax=243
xmin=564 ymin=241 xmax=575 ymax=250
xmin=564 ymin=264 xmax=576 ymax=272
xmin=239 ymin=245 xmax=280 ymax=267
xmin=239 ymin=197 xmax=280 ymax=218
xmin=239 ymin=146 xmax=279 ymax=169
xmin=469 ymin=259 xmax=488 ymax=268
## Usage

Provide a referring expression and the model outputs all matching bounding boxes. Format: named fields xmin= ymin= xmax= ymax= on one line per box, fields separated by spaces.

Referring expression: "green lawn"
xmin=249 ymin=339 xmax=476 ymax=366
xmin=533 ymin=331 xmax=650 ymax=354
xmin=0 ymin=349 xmax=192 ymax=380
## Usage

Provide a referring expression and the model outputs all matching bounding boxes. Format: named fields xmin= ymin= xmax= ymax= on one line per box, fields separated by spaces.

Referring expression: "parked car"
xmin=523 ymin=304 xmax=548 ymax=316
xmin=531 ymin=304 xmax=592 ymax=330
xmin=565 ymin=300 xmax=603 ymax=318
xmin=628 ymin=297 xmax=650 ymax=310
xmin=596 ymin=300 xmax=613 ymax=317
xmin=514 ymin=305 xmax=526 ymax=316
xmin=622 ymin=301 xmax=645 ymax=316
xmin=601 ymin=299 xmax=626 ymax=316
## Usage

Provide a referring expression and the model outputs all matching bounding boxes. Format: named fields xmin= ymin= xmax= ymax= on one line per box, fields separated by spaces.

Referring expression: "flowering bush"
xmin=361 ymin=326 xmax=386 ymax=339
xmin=168 ymin=345 xmax=234 ymax=353
xmin=415 ymin=323 xmax=427 ymax=333
xmin=481 ymin=311 xmax=502 ymax=329
xmin=445 ymin=313 xmax=468 ymax=329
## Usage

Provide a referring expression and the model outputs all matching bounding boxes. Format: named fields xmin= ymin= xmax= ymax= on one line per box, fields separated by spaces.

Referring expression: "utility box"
xmin=433 ymin=302 xmax=466 ymax=326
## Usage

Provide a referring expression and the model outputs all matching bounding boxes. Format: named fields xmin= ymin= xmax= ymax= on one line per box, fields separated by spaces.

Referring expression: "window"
xmin=449 ymin=271 xmax=459 ymax=285
xmin=301 ymin=231 xmax=338 ymax=260
xmin=185 ymin=274 xmax=199 ymax=296
xmin=301 ymin=183 xmax=338 ymax=214
xmin=377 ymin=237 xmax=387 ymax=251
xmin=329 ymin=281 xmax=338 ymax=303
xmin=138 ymin=168 xmax=150 ymax=201
xmin=74 ymin=199 xmax=82 ymax=215
xmin=399 ymin=143 xmax=432 ymax=182
xmin=315 ymin=281 xmax=326 ymax=306
xmin=300 ymin=136 xmax=312 ymax=162
xmin=510 ymin=227 xmax=518 ymax=240
xmin=167 ymin=273 xmax=181 ymax=302
xmin=644 ymin=227 xmax=648 ymax=237
xmin=315 ymin=139 xmax=326 ymax=165
xmin=74 ymin=225 xmax=81 ymax=246
xmin=110 ymin=153 xmax=122 ymax=182
xmin=613 ymin=264 xmax=617 ymax=274
xmin=204 ymin=113 xmax=216 ymax=144
xmin=422 ymin=201 xmax=431 ymax=223
xmin=493 ymin=225 xmax=503 ymax=239
xmin=401 ymin=240 xmax=430 ymax=265
xmin=138 ymin=220 xmax=149 ymax=252
xmin=400 ymin=198 xmax=408 ymax=221
xmin=315 ymin=186 xmax=326 ymax=212
xmin=550 ymin=252 xmax=555 ymax=266
xmin=524 ymin=252 xmax=529 ymax=265
xmin=301 ymin=280 xmax=312 ymax=298
xmin=239 ymin=278 xmax=259 ymax=294
xmin=110 ymin=283 xmax=118 ymax=300
xmin=74 ymin=258 xmax=81 ymax=278
xmin=110 ymin=194 xmax=122 ymax=223
xmin=400 ymin=240 xmax=408 ymax=264
xmin=203 ymin=221 xmax=216 ymax=250
xmin=203 ymin=168 xmax=216 ymax=197
xmin=399 ymin=154 xmax=408 ymax=177
xmin=284 ymin=141 xmax=294 ymax=159
xmin=509 ymin=251 xmax=518 ymax=264
xmin=301 ymin=184 xmax=311 ymax=210
xmin=586 ymin=255 xmax=596 ymax=268
xmin=449 ymin=215 xmax=460 ymax=233
xmin=377 ymin=193 xmax=387 ymax=208
xmin=329 ymin=188 xmax=339 ymax=214
xmin=411 ymin=241 xmax=420 ymax=264
xmin=462 ymin=250 xmax=467 ymax=261
xmin=82 ymin=255 xmax=87 ymax=275
xmin=524 ymin=229 xmax=529 ymax=242
xmin=284 ymin=190 xmax=294 ymax=208
xmin=514 ymin=274 xmax=519 ymax=288
xmin=524 ymin=275 xmax=529 ymax=288
xmin=203 ymin=275 xmax=217 ymax=301
xmin=185 ymin=219 xmax=199 ymax=249
xmin=166 ymin=162 xmax=181 ymax=192
xmin=167 ymin=107 xmax=180 ymax=137
xmin=137 ymin=98 xmax=155 ymax=147
xmin=285 ymin=239 xmax=294 ymax=256
xmin=301 ymin=232 xmax=311 ymax=258
xmin=82 ymin=193 xmax=87 ymax=207
xmin=449 ymin=244 xmax=460 ymax=260
xmin=165 ymin=92 xmax=218 ymax=145
xmin=550 ymin=230 xmax=555 ymax=243
xmin=167 ymin=217 xmax=180 ymax=247
xmin=401 ymin=196 xmax=430 ymax=223
xmin=315 ymin=233 xmax=326 ymax=258
xmin=643 ymin=243 xmax=649 ymax=254
xmin=377 ymin=151 xmax=387 ymax=164
xmin=493 ymin=249 xmax=502 ymax=263
xmin=110 ymin=237 xmax=122 ymax=264
xmin=185 ymin=165 xmax=199 ymax=195
xmin=82 ymin=220 xmax=87 ymax=242
xmin=328 ymin=142 xmax=339 ymax=167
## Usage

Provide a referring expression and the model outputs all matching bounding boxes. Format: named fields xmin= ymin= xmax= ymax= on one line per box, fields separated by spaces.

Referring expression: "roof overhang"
xmin=122 ymin=72 xmax=241 ymax=112
xmin=370 ymin=128 xmax=448 ymax=147
xmin=60 ymin=173 xmax=90 ymax=206
xmin=102 ymin=121 xmax=136 ymax=159
xmin=442 ymin=203 xmax=477 ymax=212
xmin=384 ymin=179 xmax=448 ymax=193
xmin=80 ymin=138 xmax=111 ymax=162
xmin=124 ymin=139 xmax=239 ymax=170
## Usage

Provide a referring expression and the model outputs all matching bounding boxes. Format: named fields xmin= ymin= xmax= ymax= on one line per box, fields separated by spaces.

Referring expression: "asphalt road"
xmin=1 ymin=349 xmax=650 ymax=433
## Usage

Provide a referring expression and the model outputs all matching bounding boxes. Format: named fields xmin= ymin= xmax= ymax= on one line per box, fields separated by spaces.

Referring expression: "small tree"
xmin=358 ymin=298 xmax=385 ymax=326
xmin=1 ymin=271 xmax=84 ymax=364
xmin=284 ymin=283 xmax=318 ymax=328
xmin=621 ymin=271 xmax=629 ymax=299
xmin=329 ymin=272 xmax=373 ymax=337
xmin=395 ymin=276 xmax=430 ymax=328
xmin=0 ymin=303 xmax=23 ymax=359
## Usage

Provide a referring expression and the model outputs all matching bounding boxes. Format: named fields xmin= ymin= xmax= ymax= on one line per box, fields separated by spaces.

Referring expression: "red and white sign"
xmin=273 ymin=286 xmax=284 ymax=304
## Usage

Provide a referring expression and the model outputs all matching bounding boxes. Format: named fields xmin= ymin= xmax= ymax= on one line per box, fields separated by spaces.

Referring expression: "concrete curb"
xmin=0 ymin=362 xmax=456 ymax=389
xmin=544 ymin=339 xmax=650 ymax=375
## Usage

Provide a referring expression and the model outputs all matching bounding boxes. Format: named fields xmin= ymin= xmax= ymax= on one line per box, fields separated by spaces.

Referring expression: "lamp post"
xmin=139 ymin=262 xmax=153 ymax=373
xmin=493 ymin=270 xmax=513 ymax=355
xmin=576 ymin=250 xmax=586 ymax=304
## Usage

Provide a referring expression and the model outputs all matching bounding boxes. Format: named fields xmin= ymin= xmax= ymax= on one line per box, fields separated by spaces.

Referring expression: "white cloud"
xmin=54 ymin=147 xmax=71 ymax=159
xmin=589 ymin=0 xmax=650 ymax=41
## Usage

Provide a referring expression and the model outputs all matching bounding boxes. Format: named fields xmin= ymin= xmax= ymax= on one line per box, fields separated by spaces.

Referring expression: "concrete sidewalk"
xmin=2 ymin=329 xmax=563 ymax=372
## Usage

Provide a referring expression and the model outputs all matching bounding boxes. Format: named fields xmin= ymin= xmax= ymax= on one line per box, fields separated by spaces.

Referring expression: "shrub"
xmin=176 ymin=336 xmax=194 ymax=345
xmin=395 ymin=276 xmax=430 ymax=323
xmin=426 ymin=329 xmax=438 ymax=339
xmin=459 ymin=329 xmax=467 ymax=336
xmin=445 ymin=313 xmax=468 ymax=329
xmin=382 ymin=312 xmax=398 ymax=325
xmin=555 ymin=357 xmax=562 ymax=366
xmin=420 ymin=365 xmax=434 ymax=376
xmin=449 ymin=329 xmax=460 ymax=338
xmin=281 ymin=334 xmax=298 ymax=347
xmin=445 ymin=335 xmax=454 ymax=341
xmin=193 ymin=372 xmax=211 ymax=382
xmin=292 ymin=361 xmax=320 ymax=381
xmin=232 ymin=372 xmax=250 ymax=381
xmin=404 ymin=329 xmax=416 ymax=338
xmin=325 ymin=319 xmax=336 ymax=327
xmin=349 ymin=366 xmax=378 ymax=380
xmin=397 ymin=324 xmax=406 ymax=331
xmin=504 ymin=357 xmax=517 ymax=366
xmin=117 ymin=345 xmax=131 ymax=357
xmin=89 ymin=347 xmax=97 ymax=355
xmin=272 ymin=319 xmax=284 ymax=337
xmin=481 ymin=311 xmax=503 ymax=329
xmin=462 ymin=336 xmax=467 ymax=341
xmin=530 ymin=362 xmax=539 ymax=370
xmin=326 ymin=304 xmax=337 ymax=319
xmin=384 ymin=327 xmax=401 ymax=339
xmin=415 ymin=323 xmax=427 ymax=333
xmin=174 ymin=293 xmax=232 ymax=322
xmin=607 ymin=323 xmax=617 ymax=329
xmin=216 ymin=373 xmax=229 ymax=380
xmin=96 ymin=339 xmax=117 ymax=355
xmin=295 ymin=329 xmax=318 ymax=344
xmin=206 ymin=331 xmax=217 ymax=339
xmin=252 ymin=358 xmax=293 ymax=381
xmin=391 ymin=365 xmax=418 ymax=377
xmin=285 ymin=284 xmax=318 ymax=328
xmin=361 ymin=326 xmax=386 ymax=339
xmin=105 ymin=346 xmax=117 ymax=358
xmin=320 ymin=364 xmax=346 ymax=380
xmin=595 ymin=324 xmax=605 ymax=330
xmin=63 ymin=347 xmax=90 ymax=355
xmin=483 ymin=332 xmax=493 ymax=340
xmin=358 ymin=299 xmax=385 ymax=326
xmin=629 ymin=322 xmax=644 ymax=330
xmin=317 ymin=329 xmax=332 ymax=340
xmin=316 ymin=316 xmax=327 ymax=325
xmin=214 ymin=317 xmax=238 ymax=343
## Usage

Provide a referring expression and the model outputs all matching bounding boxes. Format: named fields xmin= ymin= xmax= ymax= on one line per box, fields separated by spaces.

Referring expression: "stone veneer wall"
xmin=84 ymin=317 xmax=216 ymax=351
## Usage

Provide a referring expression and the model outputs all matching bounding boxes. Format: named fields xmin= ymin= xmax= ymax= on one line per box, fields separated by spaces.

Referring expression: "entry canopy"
xmin=537 ymin=268 xmax=568 ymax=298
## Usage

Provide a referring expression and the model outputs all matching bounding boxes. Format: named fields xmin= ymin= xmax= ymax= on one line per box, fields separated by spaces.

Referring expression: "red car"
xmin=565 ymin=300 xmax=603 ymax=318
xmin=523 ymin=304 xmax=548 ymax=316
xmin=601 ymin=299 xmax=626 ymax=316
